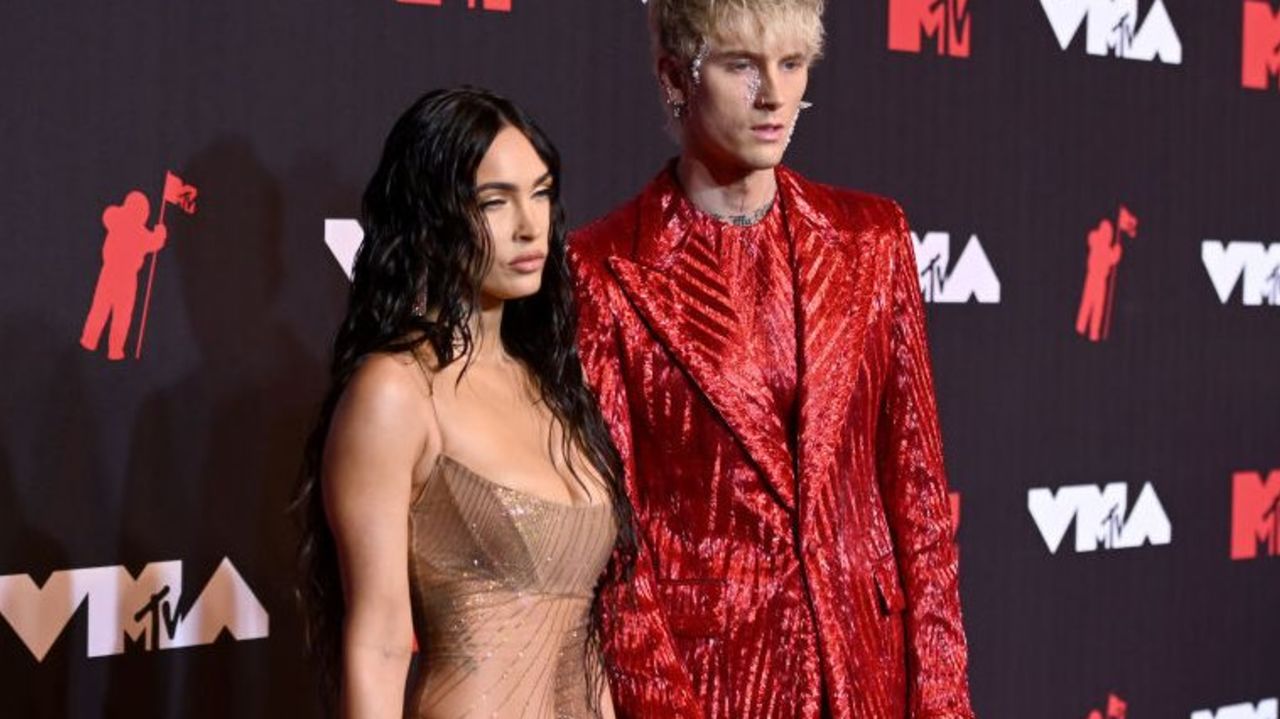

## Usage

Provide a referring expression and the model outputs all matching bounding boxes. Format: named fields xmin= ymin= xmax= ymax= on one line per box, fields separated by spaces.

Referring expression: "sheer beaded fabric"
xmin=405 ymin=450 xmax=617 ymax=718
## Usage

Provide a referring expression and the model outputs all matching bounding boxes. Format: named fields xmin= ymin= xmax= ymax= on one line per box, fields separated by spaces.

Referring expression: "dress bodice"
xmin=407 ymin=453 xmax=617 ymax=718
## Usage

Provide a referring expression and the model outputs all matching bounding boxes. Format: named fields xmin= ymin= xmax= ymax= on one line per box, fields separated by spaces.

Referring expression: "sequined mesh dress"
xmin=406 ymin=453 xmax=617 ymax=718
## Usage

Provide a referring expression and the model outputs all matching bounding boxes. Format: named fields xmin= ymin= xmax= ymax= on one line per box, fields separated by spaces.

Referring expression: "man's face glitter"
xmin=742 ymin=64 xmax=764 ymax=106
xmin=783 ymin=100 xmax=812 ymax=150
xmin=679 ymin=31 xmax=814 ymax=173
xmin=689 ymin=41 xmax=709 ymax=87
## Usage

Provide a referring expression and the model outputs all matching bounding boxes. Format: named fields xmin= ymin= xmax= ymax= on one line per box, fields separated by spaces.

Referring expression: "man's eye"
xmin=728 ymin=61 xmax=753 ymax=72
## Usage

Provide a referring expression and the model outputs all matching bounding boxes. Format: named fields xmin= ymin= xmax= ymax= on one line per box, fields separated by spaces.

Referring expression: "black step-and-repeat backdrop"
xmin=1 ymin=1 xmax=1277 ymax=717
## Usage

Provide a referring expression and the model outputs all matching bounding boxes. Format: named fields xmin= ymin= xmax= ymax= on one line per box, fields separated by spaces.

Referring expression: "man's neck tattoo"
xmin=712 ymin=196 xmax=775 ymax=227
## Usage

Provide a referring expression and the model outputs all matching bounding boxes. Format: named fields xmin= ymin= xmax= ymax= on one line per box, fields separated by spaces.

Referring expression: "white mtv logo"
xmin=1040 ymin=0 xmax=1182 ymax=64
xmin=1192 ymin=698 xmax=1278 ymax=719
xmin=1202 ymin=241 xmax=1280 ymax=306
xmin=1028 ymin=482 xmax=1171 ymax=553
xmin=911 ymin=231 xmax=1001 ymax=304
xmin=0 ymin=558 xmax=268 ymax=661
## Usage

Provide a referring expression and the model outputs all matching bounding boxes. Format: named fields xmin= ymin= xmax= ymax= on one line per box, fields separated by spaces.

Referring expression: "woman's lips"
xmin=509 ymin=253 xmax=546 ymax=273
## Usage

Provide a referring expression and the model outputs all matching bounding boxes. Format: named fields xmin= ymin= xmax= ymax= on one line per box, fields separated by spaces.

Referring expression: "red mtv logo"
xmin=950 ymin=491 xmax=961 ymax=538
xmin=397 ymin=0 xmax=512 ymax=11
xmin=1087 ymin=693 xmax=1128 ymax=719
xmin=889 ymin=0 xmax=971 ymax=57
xmin=1075 ymin=206 xmax=1139 ymax=343
xmin=1231 ymin=470 xmax=1280 ymax=560
xmin=1243 ymin=1 xmax=1280 ymax=90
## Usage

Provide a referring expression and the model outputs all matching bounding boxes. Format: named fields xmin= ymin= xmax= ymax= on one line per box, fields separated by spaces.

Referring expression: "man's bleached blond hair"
xmin=647 ymin=0 xmax=826 ymax=67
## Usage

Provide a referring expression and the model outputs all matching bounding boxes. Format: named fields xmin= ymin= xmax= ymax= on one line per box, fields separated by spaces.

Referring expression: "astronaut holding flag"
xmin=78 ymin=170 xmax=197 ymax=361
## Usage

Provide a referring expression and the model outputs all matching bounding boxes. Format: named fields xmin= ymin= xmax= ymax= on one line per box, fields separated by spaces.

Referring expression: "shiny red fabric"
xmin=569 ymin=165 xmax=974 ymax=719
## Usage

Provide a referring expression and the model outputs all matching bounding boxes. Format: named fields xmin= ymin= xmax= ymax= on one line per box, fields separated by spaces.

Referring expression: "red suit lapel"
xmin=779 ymin=167 xmax=890 ymax=508
xmin=606 ymin=170 xmax=797 ymax=510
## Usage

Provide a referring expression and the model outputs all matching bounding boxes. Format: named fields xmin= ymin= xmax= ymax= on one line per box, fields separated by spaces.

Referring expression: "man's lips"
xmin=751 ymin=123 xmax=786 ymax=140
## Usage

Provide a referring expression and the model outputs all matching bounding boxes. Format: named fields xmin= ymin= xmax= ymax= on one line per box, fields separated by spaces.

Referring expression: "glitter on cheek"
xmin=784 ymin=101 xmax=811 ymax=149
xmin=743 ymin=66 xmax=763 ymax=106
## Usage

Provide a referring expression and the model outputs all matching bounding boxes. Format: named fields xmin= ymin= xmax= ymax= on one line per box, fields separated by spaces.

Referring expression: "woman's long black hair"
xmin=293 ymin=86 xmax=634 ymax=712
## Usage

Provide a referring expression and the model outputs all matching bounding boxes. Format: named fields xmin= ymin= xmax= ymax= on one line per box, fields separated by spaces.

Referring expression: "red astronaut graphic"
xmin=396 ymin=0 xmax=512 ymax=11
xmin=1075 ymin=205 xmax=1138 ymax=342
xmin=79 ymin=171 xmax=197 ymax=361
xmin=1086 ymin=693 xmax=1127 ymax=719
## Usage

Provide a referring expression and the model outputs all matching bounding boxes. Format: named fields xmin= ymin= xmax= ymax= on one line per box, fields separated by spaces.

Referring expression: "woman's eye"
xmin=534 ymin=188 xmax=553 ymax=200
xmin=480 ymin=198 xmax=505 ymax=211
xmin=728 ymin=61 xmax=752 ymax=73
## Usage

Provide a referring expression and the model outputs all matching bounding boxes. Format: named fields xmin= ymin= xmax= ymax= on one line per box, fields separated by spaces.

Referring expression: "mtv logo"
xmin=888 ymin=0 xmax=971 ymax=57
xmin=1202 ymin=240 xmax=1280 ymax=306
xmin=912 ymin=231 xmax=1001 ymax=303
xmin=1040 ymin=0 xmax=1182 ymax=63
xmin=397 ymin=0 xmax=512 ymax=11
xmin=1191 ymin=698 xmax=1279 ymax=719
xmin=1243 ymin=1 xmax=1280 ymax=90
xmin=1028 ymin=482 xmax=1172 ymax=554
xmin=1231 ymin=470 xmax=1280 ymax=560
xmin=949 ymin=491 xmax=961 ymax=537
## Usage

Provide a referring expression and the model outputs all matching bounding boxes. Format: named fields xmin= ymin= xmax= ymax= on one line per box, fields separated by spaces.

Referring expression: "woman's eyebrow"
xmin=476 ymin=172 xmax=553 ymax=193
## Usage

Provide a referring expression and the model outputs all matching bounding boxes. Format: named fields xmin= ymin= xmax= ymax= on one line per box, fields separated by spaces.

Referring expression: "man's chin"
xmin=728 ymin=148 xmax=786 ymax=173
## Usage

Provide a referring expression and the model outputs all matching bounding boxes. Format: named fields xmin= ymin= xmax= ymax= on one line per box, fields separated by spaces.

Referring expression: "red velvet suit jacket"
xmin=568 ymin=166 xmax=973 ymax=719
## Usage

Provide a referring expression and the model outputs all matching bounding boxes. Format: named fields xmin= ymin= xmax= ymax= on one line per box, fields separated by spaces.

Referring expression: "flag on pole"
xmin=1117 ymin=204 xmax=1138 ymax=238
xmin=163 ymin=171 xmax=198 ymax=215
xmin=135 ymin=170 xmax=197 ymax=360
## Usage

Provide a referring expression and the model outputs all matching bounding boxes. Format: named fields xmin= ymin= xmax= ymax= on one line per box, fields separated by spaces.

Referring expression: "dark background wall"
xmin=0 ymin=1 xmax=1276 ymax=717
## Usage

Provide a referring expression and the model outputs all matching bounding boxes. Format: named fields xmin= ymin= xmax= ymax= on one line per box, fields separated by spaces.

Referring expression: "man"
xmin=569 ymin=1 xmax=974 ymax=717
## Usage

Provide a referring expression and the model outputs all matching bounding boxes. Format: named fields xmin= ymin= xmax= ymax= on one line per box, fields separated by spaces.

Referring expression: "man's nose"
xmin=755 ymin=67 xmax=781 ymax=109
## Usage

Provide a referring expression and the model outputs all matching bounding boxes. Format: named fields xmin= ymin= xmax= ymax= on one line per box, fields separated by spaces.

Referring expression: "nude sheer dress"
xmin=406 ymin=451 xmax=617 ymax=719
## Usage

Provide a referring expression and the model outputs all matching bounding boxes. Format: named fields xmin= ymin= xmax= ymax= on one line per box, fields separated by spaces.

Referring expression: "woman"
xmin=295 ymin=87 xmax=632 ymax=718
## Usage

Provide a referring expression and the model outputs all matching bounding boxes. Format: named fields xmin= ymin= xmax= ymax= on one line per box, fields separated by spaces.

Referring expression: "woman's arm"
xmin=322 ymin=353 xmax=439 ymax=719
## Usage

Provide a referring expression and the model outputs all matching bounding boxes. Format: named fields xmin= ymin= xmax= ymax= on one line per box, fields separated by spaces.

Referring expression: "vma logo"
xmin=1075 ymin=206 xmax=1138 ymax=342
xmin=888 ymin=0 xmax=971 ymax=57
xmin=1243 ymin=1 xmax=1280 ymax=90
xmin=1028 ymin=482 xmax=1171 ymax=554
xmin=911 ymin=231 xmax=1001 ymax=303
xmin=0 ymin=558 xmax=268 ymax=661
xmin=1040 ymin=0 xmax=1182 ymax=64
xmin=1087 ymin=694 xmax=1128 ymax=719
xmin=1193 ymin=698 xmax=1279 ymax=719
xmin=1231 ymin=469 xmax=1280 ymax=560
xmin=397 ymin=0 xmax=512 ymax=11
xmin=325 ymin=219 xmax=363 ymax=280
xmin=1202 ymin=241 xmax=1280 ymax=306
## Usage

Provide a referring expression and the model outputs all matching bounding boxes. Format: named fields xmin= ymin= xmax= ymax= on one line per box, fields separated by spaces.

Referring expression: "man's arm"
xmin=876 ymin=202 xmax=975 ymax=719
xmin=569 ymin=245 xmax=704 ymax=719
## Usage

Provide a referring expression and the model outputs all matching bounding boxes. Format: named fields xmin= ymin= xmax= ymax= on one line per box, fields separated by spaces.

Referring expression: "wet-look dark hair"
xmin=292 ymin=86 xmax=634 ymax=713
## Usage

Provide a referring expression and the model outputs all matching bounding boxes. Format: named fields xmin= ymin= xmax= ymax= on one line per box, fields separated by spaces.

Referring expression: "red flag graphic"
xmin=1117 ymin=205 xmax=1138 ymax=237
xmin=163 ymin=171 xmax=198 ymax=215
